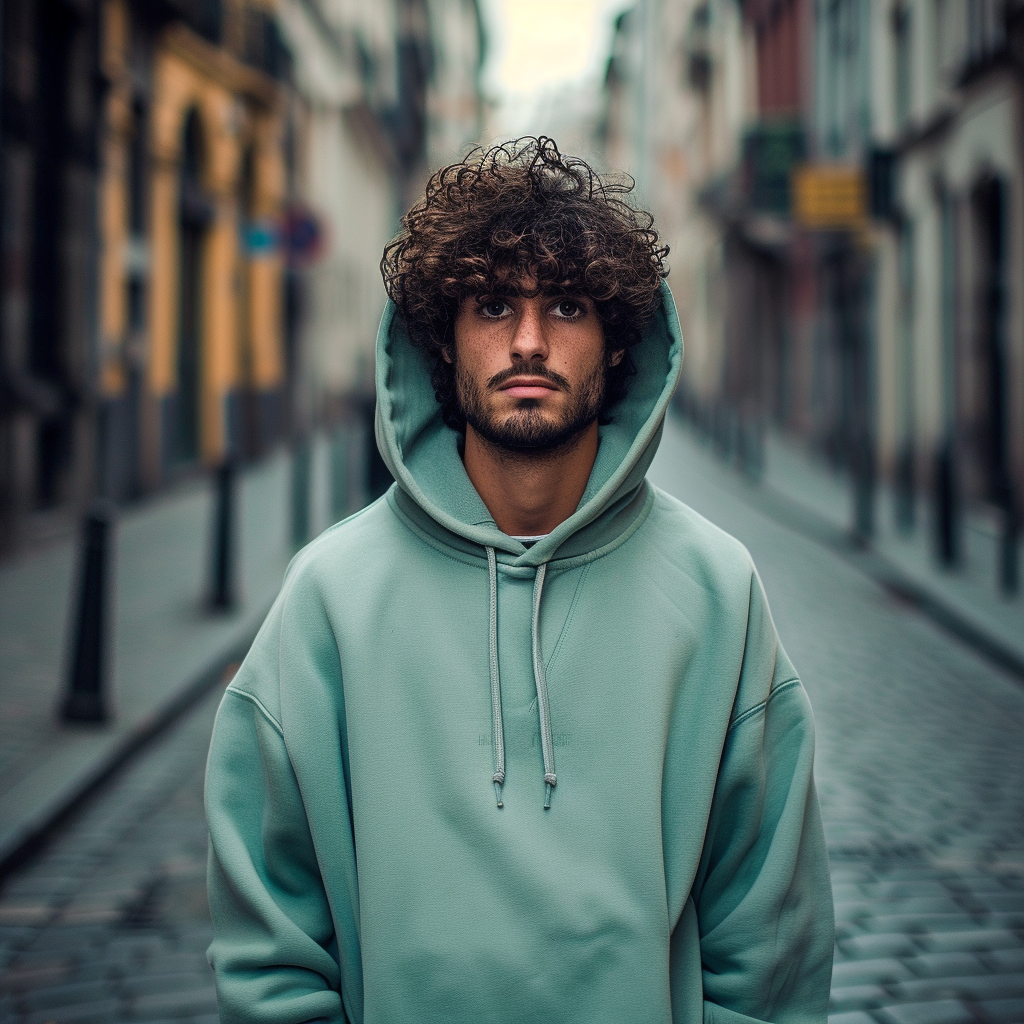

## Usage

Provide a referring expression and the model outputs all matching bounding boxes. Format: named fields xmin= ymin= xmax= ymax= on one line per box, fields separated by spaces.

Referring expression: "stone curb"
xmin=0 ymin=603 xmax=270 ymax=882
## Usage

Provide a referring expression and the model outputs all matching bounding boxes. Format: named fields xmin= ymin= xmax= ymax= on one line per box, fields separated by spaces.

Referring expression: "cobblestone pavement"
xmin=0 ymin=677 xmax=228 ymax=1024
xmin=1 ymin=417 xmax=1022 ymax=1023
xmin=649 ymin=419 xmax=1024 ymax=1024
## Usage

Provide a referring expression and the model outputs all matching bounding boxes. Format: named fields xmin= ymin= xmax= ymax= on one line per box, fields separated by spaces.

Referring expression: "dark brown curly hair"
xmin=380 ymin=137 xmax=669 ymax=430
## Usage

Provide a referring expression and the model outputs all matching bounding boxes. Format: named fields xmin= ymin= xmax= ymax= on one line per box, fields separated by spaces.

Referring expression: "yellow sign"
xmin=792 ymin=165 xmax=867 ymax=229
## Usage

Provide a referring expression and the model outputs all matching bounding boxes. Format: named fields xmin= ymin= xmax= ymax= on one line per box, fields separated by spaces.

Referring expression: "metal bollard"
xmin=61 ymin=501 xmax=115 ymax=723
xmin=933 ymin=442 xmax=958 ymax=567
xmin=850 ymin=429 xmax=876 ymax=545
xmin=999 ymin=484 xmax=1019 ymax=597
xmin=738 ymin=417 xmax=764 ymax=483
xmin=209 ymin=461 xmax=236 ymax=611
xmin=291 ymin=435 xmax=312 ymax=549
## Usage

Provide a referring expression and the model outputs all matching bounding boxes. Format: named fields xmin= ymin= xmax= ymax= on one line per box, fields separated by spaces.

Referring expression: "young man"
xmin=205 ymin=138 xmax=834 ymax=1024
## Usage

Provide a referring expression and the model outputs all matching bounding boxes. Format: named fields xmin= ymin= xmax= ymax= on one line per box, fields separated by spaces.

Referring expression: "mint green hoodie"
xmin=205 ymin=281 xmax=834 ymax=1024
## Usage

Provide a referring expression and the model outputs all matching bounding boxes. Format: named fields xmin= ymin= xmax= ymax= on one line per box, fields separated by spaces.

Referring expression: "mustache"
xmin=486 ymin=364 xmax=572 ymax=391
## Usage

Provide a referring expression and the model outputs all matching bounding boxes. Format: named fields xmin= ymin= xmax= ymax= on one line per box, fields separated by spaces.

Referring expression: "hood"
xmin=373 ymin=278 xmax=683 ymax=809
xmin=375 ymin=278 xmax=683 ymax=566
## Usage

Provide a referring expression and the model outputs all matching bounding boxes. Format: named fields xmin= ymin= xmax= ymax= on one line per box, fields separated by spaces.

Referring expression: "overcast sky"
xmin=478 ymin=0 xmax=632 ymax=137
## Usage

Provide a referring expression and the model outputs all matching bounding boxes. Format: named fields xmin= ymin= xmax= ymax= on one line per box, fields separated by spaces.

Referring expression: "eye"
xmin=551 ymin=299 xmax=584 ymax=319
xmin=479 ymin=300 xmax=512 ymax=319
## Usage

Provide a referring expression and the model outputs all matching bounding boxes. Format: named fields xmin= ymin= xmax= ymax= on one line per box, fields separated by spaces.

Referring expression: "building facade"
xmin=874 ymin=0 xmax=1024 ymax=584
xmin=603 ymin=0 xmax=753 ymax=419
xmin=0 ymin=0 xmax=294 ymax=554
xmin=605 ymin=0 xmax=1024 ymax=593
xmin=1 ymin=0 xmax=485 ymax=558
xmin=100 ymin=0 xmax=293 ymax=500
xmin=280 ymin=0 xmax=484 ymax=426
xmin=1 ymin=0 xmax=105 ymax=548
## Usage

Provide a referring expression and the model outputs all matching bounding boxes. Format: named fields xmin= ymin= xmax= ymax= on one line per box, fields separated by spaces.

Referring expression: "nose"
xmin=509 ymin=300 xmax=548 ymax=363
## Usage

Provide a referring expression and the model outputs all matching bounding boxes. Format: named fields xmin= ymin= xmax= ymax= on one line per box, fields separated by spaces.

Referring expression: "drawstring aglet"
xmin=493 ymin=772 xmax=505 ymax=808
xmin=544 ymin=773 xmax=556 ymax=809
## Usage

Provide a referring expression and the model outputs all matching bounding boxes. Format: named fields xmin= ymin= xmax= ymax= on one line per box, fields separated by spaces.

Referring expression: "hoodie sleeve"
xmin=205 ymin=684 xmax=345 ymax=1024
xmin=685 ymin=577 xmax=834 ymax=1024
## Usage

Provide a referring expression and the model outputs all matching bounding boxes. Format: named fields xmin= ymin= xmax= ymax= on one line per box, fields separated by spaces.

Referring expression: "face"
xmin=449 ymin=283 xmax=622 ymax=454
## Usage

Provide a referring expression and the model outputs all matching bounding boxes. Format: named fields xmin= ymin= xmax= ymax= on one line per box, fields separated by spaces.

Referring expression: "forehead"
xmin=479 ymin=274 xmax=586 ymax=298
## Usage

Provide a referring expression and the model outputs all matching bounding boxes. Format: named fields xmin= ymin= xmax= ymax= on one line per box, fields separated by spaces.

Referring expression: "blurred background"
xmin=1 ymin=1 xmax=1024 ymax=1022
xmin=3 ymin=0 xmax=1024 ymax=599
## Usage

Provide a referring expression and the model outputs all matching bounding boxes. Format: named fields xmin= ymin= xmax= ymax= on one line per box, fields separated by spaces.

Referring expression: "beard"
xmin=455 ymin=360 xmax=606 ymax=455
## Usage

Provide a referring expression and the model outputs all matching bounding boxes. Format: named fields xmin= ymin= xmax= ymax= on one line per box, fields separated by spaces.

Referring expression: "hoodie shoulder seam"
xmin=224 ymin=685 xmax=284 ymax=737
xmin=726 ymin=677 xmax=801 ymax=733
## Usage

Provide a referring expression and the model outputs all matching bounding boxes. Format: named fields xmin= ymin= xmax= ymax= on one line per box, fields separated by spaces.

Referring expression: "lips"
xmin=498 ymin=377 xmax=560 ymax=398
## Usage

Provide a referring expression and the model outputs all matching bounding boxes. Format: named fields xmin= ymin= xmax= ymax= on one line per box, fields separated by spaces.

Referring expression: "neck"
xmin=462 ymin=421 xmax=600 ymax=536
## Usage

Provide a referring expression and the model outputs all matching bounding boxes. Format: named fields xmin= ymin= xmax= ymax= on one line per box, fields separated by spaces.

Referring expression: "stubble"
xmin=455 ymin=360 xmax=606 ymax=458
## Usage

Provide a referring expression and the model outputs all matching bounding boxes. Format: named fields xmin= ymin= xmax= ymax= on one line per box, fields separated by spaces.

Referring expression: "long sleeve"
xmin=689 ymin=673 xmax=834 ymax=1024
xmin=206 ymin=686 xmax=346 ymax=1024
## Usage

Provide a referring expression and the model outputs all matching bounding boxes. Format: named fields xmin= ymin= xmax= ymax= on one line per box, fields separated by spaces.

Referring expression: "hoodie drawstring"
xmin=531 ymin=563 xmax=557 ymax=808
xmin=485 ymin=548 xmax=557 ymax=810
xmin=486 ymin=547 xmax=506 ymax=808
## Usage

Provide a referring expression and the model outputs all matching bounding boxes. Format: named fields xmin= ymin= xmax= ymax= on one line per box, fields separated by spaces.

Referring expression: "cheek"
xmin=578 ymin=328 xmax=609 ymax=377
xmin=453 ymin=335 xmax=507 ymax=387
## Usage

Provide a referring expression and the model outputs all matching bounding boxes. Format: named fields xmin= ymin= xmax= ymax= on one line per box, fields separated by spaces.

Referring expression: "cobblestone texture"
xmin=649 ymin=422 xmax=1024 ymax=1024
xmin=0 ymin=418 xmax=1021 ymax=1023
xmin=0 ymin=680 xmax=225 ymax=1023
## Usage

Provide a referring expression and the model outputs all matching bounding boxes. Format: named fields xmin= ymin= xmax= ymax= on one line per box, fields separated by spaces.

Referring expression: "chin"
xmin=501 ymin=407 xmax=560 ymax=432
xmin=474 ymin=409 xmax=591 ymax=454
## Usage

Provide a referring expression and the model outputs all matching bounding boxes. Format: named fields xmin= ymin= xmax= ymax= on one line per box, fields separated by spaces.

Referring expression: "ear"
xmin=441 ymin=346 xmax=454 ymax=365
xmin=609 ymin=349 xmax=625 ymax=367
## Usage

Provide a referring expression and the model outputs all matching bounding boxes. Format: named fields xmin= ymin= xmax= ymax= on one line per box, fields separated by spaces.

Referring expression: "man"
xmin=205 ymin=138 xmax=834 ymax=1024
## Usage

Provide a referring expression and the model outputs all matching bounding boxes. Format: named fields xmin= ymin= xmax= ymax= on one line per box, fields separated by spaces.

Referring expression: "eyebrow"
xmin=479 ymin=286 xmax=588 ymax=300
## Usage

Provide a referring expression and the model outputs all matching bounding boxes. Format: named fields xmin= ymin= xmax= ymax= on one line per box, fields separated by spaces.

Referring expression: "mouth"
xmin=497 ymin=377 xmax=561 ymax=399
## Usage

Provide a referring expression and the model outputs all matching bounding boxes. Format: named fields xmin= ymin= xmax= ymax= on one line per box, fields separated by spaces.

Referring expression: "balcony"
xmin=151 ymin=0 xmax=288 ymax=80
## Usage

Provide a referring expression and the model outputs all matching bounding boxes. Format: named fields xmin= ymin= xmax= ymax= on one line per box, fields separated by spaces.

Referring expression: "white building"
xmin=279 ymin=0 xmax=485 ymax=414
xmin=603 ymin=0 xmax=756 ymax=414
xmin=869 ymin=0 xmax=1023 ymax=583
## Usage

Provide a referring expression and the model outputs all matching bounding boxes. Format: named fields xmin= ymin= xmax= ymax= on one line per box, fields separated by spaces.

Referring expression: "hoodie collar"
xmin=375 ymin=279 xmax=683 ymax=567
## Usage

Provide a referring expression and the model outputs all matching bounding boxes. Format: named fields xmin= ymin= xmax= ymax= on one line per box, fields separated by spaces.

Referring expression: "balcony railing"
xmin=154 ymin=0 xmax=288 ymax=79
xmin=163 ymin=0 xmax=223 ymax=45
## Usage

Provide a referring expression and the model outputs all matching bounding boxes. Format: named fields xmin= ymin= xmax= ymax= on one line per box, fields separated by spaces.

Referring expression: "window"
xmin=893 ymin=4 xmax=912 ymax=130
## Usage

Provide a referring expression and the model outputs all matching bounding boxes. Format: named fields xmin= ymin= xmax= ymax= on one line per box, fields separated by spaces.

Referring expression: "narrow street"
xmin=650 ymin=419 xmax=1024 ymax=1024
xmin=1 ymin=416 xmax=1022 ymax=1024
xmin=0 ymin=678 xmax=224 ymax=1024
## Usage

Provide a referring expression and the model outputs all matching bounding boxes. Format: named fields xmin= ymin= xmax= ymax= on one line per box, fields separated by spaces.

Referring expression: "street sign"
xmin=792 ymin=165 xmax=867 ymax=229
xmin=242 ymin=220 xmax=280 ymax=257
xmin=240 ymin=209 xmax=326 ymax=264
xmin=283 ymin=206 xmax=324 ymax=266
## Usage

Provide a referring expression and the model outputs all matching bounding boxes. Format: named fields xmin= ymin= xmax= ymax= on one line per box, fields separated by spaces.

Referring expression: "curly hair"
xmin=380 ymin=137 xmax=669 ymax=431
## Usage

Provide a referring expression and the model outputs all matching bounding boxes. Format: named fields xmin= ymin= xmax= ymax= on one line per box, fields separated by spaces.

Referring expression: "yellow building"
xmin=98 ymin=0 xmax=291 ymax=493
